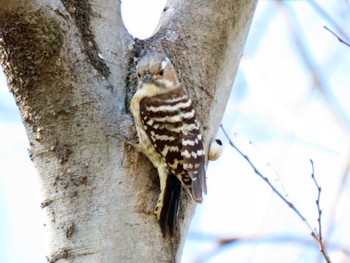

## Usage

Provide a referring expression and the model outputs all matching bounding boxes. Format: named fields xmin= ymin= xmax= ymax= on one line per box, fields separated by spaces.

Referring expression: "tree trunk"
xmin=0 ymin=0 xmax=257 ymax=262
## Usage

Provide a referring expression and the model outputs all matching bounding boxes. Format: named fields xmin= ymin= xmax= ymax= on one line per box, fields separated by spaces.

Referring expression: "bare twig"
xmin=310 ymin=159 xmax=332 ymax=263
xmin=277 ymin=2 xmax=350 ymax=259
xmin=277 ymin=1 xmax=350 ymax=131
xmin=220 ymin=125 xmax=332 ymax=262
xmin=307 ymin=0 xmax=350 ymax=45
xmin=220 ymin=125 xmax=314 ymax=233
xmin=323 ymin=26 xmax=350 ymax=48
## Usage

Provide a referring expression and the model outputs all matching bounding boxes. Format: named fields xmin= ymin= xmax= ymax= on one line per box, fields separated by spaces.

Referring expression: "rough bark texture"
xmin=0 ymin=0 xmax=257 ymax=262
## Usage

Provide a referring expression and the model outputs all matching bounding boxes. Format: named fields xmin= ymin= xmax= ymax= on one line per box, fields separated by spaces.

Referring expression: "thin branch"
xmin=310 ymin=159 xmax=332 ymax=263
xmin=277 ymin=1 xmax=350 ymax=131
xmin=307 ymin=0 xmax=350 ymax=45
xmin=324 ymin=26 xmax=350 ymax=48
xmin=277 ymin=2 xmax=350 ymax=257
xmin=220 ymin=125 xmax=332 ymax=263
xmin=220 ymin=125 xmax=314 ymax=233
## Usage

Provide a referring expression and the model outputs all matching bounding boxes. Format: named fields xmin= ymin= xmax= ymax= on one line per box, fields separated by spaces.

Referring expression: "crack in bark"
xmin=61 ymin=0 xmax=110 ymax=79
xmin=124 ymin=38 xmax=143 ymax=113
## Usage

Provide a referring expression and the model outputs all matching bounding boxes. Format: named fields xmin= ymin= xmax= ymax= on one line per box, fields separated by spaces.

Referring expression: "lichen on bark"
xmin=0 ymin=11 xmax=63 ymax=92
xmin=0 ymin=11 xmax=65 ymax=128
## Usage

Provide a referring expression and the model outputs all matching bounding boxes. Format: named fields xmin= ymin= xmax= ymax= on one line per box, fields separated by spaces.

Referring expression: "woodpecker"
xmin=130 ymin=53 xmax=207 ymax=236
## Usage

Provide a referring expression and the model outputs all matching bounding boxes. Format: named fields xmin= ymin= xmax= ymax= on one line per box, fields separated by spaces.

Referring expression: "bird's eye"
xmin=159 ymin=69 xmax=164 ymax=76
xmin=137 ymin=73 xmax=141 ymax=78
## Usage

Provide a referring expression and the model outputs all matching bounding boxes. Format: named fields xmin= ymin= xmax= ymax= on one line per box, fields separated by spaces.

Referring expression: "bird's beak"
xmin=142 ymin=74 xmax=152 ymax=83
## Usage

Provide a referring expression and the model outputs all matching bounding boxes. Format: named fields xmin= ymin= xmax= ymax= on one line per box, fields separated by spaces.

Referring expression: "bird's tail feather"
xmin=158 ymin=175 xmax=181 ymax=237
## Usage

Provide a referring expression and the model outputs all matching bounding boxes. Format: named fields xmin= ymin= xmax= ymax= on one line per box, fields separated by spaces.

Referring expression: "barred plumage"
xmin=130 ymin=53 xmax=207 ymax=236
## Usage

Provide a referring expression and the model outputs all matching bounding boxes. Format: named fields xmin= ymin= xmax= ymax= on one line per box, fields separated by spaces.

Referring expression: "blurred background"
xmin=1 ymin=0 xmax=350 ymax=262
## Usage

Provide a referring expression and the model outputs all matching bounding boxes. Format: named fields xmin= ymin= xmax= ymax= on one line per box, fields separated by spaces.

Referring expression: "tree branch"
xmin=310 ymin=159 xmax=332 ymax=263
xmin=323 ymin=26 xmax=350 ymax=48
xmin=220 ymin=125 xmax=332 ymax=262
xmin=220 ymin=125 xmax=314 ymax=232
xmin=308 ymin=0 xmax=350 ymax=46
xmin=277 ymin=1 xmax=350 ymax=130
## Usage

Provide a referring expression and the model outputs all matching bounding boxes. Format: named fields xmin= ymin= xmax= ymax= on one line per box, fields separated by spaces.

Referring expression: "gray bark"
xmin=0 ymin=0 xmax=257 ymax=262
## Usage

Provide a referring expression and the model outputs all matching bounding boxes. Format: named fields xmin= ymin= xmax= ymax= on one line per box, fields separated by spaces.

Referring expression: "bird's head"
xmin=136 ymin=53 xmax=180 ymax=91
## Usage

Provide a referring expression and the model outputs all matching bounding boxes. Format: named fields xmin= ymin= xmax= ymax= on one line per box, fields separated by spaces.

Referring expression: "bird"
xmin=130 ymin=52 xmax=207 ymax=236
